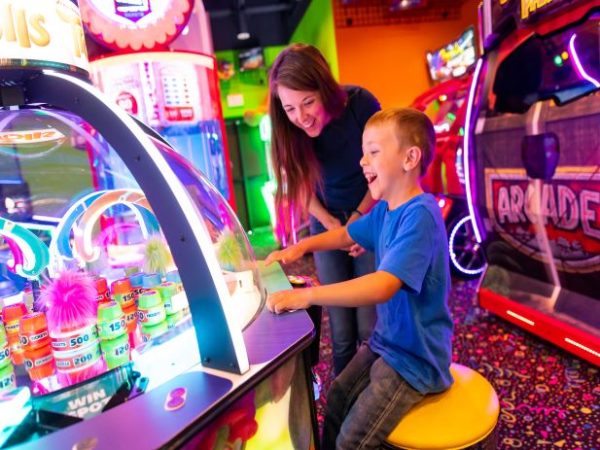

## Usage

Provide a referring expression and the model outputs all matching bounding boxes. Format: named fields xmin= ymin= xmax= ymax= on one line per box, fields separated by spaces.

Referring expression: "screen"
xmin=238 ymin=48 xmax=265 ymax=72
xmin=427 ymin=27 xmax=477 ymax=82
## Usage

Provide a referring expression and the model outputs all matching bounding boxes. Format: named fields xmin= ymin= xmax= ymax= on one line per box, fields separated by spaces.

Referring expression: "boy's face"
xmin=361 ymin=123 xmax=420 ymax=204
xmin=277 ymin=86 xmax=331 ymax=137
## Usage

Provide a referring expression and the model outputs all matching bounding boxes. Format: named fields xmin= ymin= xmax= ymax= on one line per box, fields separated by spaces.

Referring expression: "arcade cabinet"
xmin=0 ymin=2 xmax=318 ymax=448
xmin=412 ymin=27 xmax=486 ymax=278
xmin=79 ymin=0 xmax=235 ymax=206
xmin=466 ymin=0 xmax=600 ymax=365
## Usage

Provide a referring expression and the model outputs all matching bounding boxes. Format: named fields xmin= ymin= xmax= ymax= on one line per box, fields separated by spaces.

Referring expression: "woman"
xmin=269 ymin=43 xmax=380 ymax=375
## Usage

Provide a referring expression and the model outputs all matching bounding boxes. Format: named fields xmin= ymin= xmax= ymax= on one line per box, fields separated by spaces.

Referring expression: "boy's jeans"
xmin=322 ymin=344 xmax=424 ymax=450
xmin=310 ymin=215 xmax=377 ymax=375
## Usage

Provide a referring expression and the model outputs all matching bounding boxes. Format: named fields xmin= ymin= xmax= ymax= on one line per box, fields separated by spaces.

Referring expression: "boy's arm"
xmin=267 ymin=271 xmax=402 ymax=314
xmin=265 ymin=226 xmax=355 ymax=265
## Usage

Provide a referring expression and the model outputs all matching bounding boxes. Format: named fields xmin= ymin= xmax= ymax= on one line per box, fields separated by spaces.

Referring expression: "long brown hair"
xmin=269 ymin=44 xmax=347 ymax=239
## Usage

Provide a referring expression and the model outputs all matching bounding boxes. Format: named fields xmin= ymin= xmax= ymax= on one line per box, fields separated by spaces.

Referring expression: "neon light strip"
xmin=564 ymin=338 xmax=600 ymax=358
xmin=89 ymin=51 xmax=214 ymax=71
xmin=16 ymin=222 xmax=57 ymax=233
xmin=464 ymin=58 xmax=484 ymax=243
xmin=32 ymin=215 xmax=61 ymax=223
xmin=506 ymin=310 xmax=535 ymax=327
xmin=569 ymin=34 xmax=600 ymax=88
xmin=0 ymin=218 xmax=49 ymax=278
xmin=42 ymin=70 xmax=250 ymax=374
xmin=50 ymin=190 xmax=104 ymax=266
xmin=448 ymin=215 xmax=485 ymax=276
xmin=75 ymin=189 xmax=156 ymax=262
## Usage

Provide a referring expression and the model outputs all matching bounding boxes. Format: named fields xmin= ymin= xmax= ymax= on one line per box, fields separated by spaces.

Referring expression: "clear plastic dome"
xmin=0 ymin=107 xmax=263 ymax=397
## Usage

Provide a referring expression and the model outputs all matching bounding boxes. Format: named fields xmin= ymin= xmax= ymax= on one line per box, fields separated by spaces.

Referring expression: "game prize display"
xmin=0 ymin=1 xmax=318 ymax=448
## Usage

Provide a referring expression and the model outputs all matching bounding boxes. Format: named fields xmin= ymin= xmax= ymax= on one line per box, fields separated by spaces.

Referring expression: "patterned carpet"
xmin=279 ymin=254 xmax=600 ymax=450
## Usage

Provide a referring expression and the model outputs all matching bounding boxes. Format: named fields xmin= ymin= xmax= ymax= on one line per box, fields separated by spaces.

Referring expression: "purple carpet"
xmin=281 ymin=254 xmax=600 ymax=450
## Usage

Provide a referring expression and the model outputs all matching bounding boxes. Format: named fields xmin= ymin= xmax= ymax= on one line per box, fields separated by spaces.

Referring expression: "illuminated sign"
xmin=0 ymin=129 xmax=66 ymax=145
xmin=486 ymin=168 xmax=600 ymax=272
xmin=0 ymin=0 xmax=89 ymax=75
xmin=521 ymin=0 xmax=554 ymax=20
xmin=79 ymin=0 xmax=194 ymax=51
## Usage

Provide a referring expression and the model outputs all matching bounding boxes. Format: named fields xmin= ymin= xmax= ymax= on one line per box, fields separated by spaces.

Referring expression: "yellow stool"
xmin=384 ymin=363 xmax=499 ymax=450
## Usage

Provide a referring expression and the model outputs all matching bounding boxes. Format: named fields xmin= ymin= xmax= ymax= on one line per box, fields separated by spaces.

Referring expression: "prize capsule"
xmin=97 ymin=301 xmax=126 ymax=341
xmin=19 ymin=312 xmax=50 ymax=351
xmin=111 ymin=278 xmax=136 ymax=310
xmin=95 ymin=276 xmax=111 ymax=303
xmin=23 ymin=344 xmax=55 ymax=381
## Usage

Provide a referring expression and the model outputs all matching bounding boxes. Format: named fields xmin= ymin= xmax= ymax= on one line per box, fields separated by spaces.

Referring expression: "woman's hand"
xmin=265 ymin=243 xmax=306 ymax=266
xmin=343 ymin=211 xmax=365 ymax=256
xmin=348 ymin=244 xmax=366 ymax=258
xmin=267 ymin=288 xmax=311 ymax=314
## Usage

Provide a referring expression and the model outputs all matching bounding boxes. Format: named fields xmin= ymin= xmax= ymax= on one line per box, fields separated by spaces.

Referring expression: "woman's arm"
xmin=308 ymin=194 xmax=341 ymax=230
xmin=347 ymin=190 xmax=377 ymax=225
xmin=265 ymin=226 xmax=355 ymax=266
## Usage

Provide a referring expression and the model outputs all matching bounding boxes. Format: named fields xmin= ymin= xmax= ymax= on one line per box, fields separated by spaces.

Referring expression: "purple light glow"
xmin=463 ymin=58 xmax=484 ymax=243
xmin=569 ymin=33 xmax=600 ymax=88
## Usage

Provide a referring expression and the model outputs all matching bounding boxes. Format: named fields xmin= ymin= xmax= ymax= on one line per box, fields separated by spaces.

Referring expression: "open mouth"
xmin=302 ymin=119 xmax=316 ymax=130
xmin=365 ymin=173 xmax=377 ymax=185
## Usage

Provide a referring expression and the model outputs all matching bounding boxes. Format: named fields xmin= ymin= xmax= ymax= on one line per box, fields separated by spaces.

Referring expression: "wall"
xmin=216 ymin=46 xmax=285 ymax=120
xmin=335 ymin=0 xmax=480 ymax=108
xmin=291 ymin=0 xmax=340 ymax=79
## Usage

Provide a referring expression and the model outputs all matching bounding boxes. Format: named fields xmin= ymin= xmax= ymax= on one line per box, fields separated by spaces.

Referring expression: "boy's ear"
xmin=403 ymin=146 xmax=422 ymax=172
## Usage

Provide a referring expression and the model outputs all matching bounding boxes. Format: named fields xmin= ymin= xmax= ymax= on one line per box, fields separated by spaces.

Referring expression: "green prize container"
xmin=137 ymin=290 xmax=166 ymax=326
xmin=166 ymin=310 xmax=185 ymax=329
xmin=0 ymin=339 xmax=10 ymax=370
xmin=97 ymin=301 xmax=126 ymax=340
xmin=0 ymin=363 xmax=16 ymax=393
xmin=100 ymin=333 xmax=130 ymax=369
xmin=141 ymin=321 xmax=168 ymax=343
xmin=156 ymin=282 xmax=178 ymax=314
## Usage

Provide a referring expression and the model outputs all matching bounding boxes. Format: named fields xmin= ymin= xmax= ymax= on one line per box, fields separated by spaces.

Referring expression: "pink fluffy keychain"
xmin=38 ymin=271 xmax=106 ymax=387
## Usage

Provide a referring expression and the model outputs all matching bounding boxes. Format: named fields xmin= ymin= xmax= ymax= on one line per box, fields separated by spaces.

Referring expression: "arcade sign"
xmin=485 ymin=168 xmax=600 ymax=273
xmin=79 ymin=0 xmax=194 ymax=52
xmin=0 ymin=0 xmax=89 ymax=76
xmin=482 ymin=0 xmax=581 ymax=50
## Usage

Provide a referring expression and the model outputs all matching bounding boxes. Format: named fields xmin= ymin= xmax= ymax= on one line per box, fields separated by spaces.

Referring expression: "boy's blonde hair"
xmin=365 ymin=107 xmax=436 ymax=175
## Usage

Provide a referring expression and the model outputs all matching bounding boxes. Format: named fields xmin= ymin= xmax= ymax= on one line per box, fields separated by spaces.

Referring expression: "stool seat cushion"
xmin=386 ymin=363 xmax=499 ymax=450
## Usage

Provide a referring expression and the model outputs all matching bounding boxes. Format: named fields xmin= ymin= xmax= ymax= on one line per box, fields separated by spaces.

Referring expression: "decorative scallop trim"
xmin=80 ymin=0 xmax=193 ymax=51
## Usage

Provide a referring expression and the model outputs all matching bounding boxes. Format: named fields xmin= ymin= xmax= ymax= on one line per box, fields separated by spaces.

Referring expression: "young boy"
xmin=265 ymin=107 xmax=453 ymax=450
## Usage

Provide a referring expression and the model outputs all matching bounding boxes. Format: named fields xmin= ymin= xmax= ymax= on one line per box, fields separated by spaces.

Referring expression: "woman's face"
xmin=277 ymin=86 xmax=331 ymax=137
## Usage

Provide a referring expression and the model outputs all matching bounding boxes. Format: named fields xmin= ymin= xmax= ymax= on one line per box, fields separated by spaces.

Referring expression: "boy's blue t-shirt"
xmin=347 ymin=193 xmax=453 ymax=394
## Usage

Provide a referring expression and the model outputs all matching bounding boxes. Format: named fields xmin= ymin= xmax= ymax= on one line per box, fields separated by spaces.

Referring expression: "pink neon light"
xmin=569 ymin=34 xmax=600 ymax=88
xmin=463 ymin=58 xmax=484 ymax=243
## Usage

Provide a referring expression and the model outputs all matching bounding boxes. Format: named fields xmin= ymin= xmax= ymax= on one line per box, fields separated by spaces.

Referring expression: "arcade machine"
xmin=79 ymin=0 xmax=235 ymax=205
xmin=412 ymin=26 xmax=486 ymax=278
xmin=0 ymin=2 xmax=318 ymax=448
xmin=466 ymin=0 xmax=600 ymax=365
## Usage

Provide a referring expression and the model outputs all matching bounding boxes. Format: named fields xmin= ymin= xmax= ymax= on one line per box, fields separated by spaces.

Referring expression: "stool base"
xmin=382 ymin=425 xmax=498 ymax=450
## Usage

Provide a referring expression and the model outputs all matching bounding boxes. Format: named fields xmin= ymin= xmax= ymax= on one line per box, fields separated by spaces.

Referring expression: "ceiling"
xmin=202 ymin=0 xmax=311 ymax=51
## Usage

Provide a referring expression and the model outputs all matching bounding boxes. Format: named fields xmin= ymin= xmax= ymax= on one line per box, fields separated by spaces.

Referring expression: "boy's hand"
xmin=267 ymin=288 xmax=311 ymax=314
xmin=264 ymin=243 xmax=305 ymax=266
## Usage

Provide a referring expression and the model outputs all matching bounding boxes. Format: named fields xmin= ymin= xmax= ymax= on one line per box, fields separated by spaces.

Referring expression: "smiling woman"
xmin=268 ymin=43 xmax=381 ymax=376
